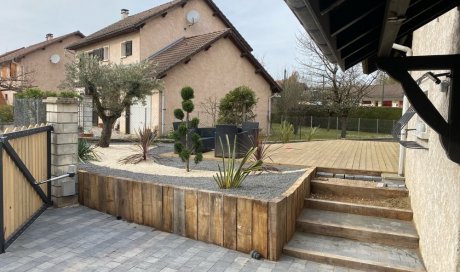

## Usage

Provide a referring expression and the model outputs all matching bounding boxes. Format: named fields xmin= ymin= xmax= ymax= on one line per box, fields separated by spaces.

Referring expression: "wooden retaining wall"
xmin=78 ymin=168 xmax=315 ymax=260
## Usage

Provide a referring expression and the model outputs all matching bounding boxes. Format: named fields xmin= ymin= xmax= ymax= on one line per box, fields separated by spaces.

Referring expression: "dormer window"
xmin=121 ymin=41 xmax=132 ymax=57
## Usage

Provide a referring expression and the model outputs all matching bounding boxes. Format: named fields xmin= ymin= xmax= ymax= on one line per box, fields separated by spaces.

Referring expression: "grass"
xmin=269 ymin=123 xmax=391 ymax=141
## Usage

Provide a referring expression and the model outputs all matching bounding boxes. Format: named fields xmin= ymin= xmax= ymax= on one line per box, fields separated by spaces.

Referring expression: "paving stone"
xmin=1 ymin=206 xmax=357 ymax=271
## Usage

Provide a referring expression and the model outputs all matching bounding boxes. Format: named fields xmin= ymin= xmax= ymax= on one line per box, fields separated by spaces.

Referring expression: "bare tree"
xmin=298 ymin=33 xmax=376 ymax=138
xmin=0 ymin=68 xmax=35 ymax=92
xmin=199 ymin=96 xmax=219 ymax=127
xmin=276 ymin=71 xmax=306 ymax=133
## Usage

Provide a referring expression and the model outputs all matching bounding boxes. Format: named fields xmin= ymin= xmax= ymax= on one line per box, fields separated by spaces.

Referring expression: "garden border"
xmin=77 ymin=167 xmax=316 ymax=260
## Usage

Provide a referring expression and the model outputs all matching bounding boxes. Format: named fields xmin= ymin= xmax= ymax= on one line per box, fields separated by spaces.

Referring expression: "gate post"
xmin=44 ymin=97 xmax=79 ymax=208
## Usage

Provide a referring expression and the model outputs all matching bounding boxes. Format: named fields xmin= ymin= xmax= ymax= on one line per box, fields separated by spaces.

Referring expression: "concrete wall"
xmin=18 ymin=35 xmax=83 ymax=91
xmin=406 ymin=9 xmax=460 ymax=272
xmin=139 ymin=0 xmax=227 ymax=60
xmin=161 ymin=37 xmax=272 ymax=134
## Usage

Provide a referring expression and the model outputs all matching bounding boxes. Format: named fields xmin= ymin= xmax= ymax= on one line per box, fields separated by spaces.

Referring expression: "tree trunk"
xmin=98 ymin=118 xmax=116 ymax=147
xmin=340 ymin=115 xmax=348 ymax=139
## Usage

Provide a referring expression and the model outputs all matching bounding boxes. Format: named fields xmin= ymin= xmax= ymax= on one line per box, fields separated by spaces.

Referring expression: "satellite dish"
xmin=186 ymin=10 xmax=200 ymax=25
xmin=50 ymin=54 xmax=61 ymax=64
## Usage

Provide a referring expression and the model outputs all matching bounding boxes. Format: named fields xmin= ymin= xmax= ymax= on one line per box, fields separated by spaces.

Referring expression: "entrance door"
xmin=129 ymin=96 xmax=152 ymax=134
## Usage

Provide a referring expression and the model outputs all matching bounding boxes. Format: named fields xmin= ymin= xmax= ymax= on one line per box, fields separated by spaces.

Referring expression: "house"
xmin=361 ymin=83 xmax=404 ymax=107
xmin=0 ymin=32 xmax=85 ymax=105
xmin=66 ymin=0 xmax=280 ymax=135
xmin=285 ymin=1 xmax=459 ymax=271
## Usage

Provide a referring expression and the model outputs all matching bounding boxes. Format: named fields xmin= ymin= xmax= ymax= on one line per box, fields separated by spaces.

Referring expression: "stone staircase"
xmin=284 ymin=177 xmax=426 ymax=272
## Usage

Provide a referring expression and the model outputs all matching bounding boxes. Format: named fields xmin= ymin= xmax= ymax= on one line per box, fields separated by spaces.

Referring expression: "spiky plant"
xmin=251 ymin=136 xmax=280 ymax=172
xmin=213 ymin=135 xmax=262 ymax=189
xmin=78 ymin=139 xmax=100 ymax=163
xmin=119 ymin=127 xmax=157 ymax=164
xmin=279 ymin=120 xmax=294 ymax=143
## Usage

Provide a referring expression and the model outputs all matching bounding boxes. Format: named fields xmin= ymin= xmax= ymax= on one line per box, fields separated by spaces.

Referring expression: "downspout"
xmin=392 ymin=43 xmax=413 ymax=176
xmin=161 ymin=91 xmax=166 ymax=136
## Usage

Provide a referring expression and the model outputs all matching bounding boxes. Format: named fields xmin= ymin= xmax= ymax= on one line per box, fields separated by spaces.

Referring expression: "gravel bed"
xmin=150 ymin=143 xmax=303 ymax=172
xmin=78 ymin=144 xmax=307 ymax=200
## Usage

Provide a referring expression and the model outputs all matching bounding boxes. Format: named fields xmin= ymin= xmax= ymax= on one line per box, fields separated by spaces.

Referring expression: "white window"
xmin=88 ymin=46 xmax=109 ymax=61
xmin=121 ymin=41 xmax=133 ymax=57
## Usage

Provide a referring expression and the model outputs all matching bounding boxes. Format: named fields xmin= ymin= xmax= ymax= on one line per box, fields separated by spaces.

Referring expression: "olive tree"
xmin=62 ymin=54 xmax=162 ymax=147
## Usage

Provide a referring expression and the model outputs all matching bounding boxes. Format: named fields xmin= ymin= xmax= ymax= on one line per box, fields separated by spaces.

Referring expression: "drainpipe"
xmin=392 ymin=43 xmax=413 ymax=176
xmin=161 ymin=91 xmax=166 ymax=136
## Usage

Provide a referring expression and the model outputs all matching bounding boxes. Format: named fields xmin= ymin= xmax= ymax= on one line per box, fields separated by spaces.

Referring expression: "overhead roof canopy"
xmin=285 ymin=0 xmax=459 ymax=73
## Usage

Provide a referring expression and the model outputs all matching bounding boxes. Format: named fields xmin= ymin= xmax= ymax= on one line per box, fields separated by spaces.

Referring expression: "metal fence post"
xmin=310 ymin=116 xmax=313 ymax=129
xmin=0 ymin=139 xmax=5 ymax=254
xmin=358 ymin=118 xmax=361 ymax=136
xmin=377 ymin=119 xmax=379 ymax=134
xmin=336 ymin=117 xmax=339 ymax=130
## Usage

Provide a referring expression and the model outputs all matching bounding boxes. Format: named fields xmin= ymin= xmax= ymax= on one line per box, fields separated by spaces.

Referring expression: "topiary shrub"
xmin=0 ymin=105 xmax=13 ymax=123
xmin=218 ymin=86 xmax=257 ymax=125
xmin=172 ymin=86 xmax=202 ymax=172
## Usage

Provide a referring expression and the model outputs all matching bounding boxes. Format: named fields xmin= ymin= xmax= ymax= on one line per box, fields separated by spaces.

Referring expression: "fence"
xmin=13 ymin=99 xmax=46 ymax=127
xmin=271 ymin=115 xmax=396 ymax=140
xmin=0 ymin=125 xmax=52 ymax=252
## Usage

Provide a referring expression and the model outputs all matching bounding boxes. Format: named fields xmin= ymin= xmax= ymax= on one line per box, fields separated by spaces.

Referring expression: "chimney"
xmin=121 ymin=9 xmax=129 ymax=19
xmin=45 ymin=33 xmax=54 ymax=41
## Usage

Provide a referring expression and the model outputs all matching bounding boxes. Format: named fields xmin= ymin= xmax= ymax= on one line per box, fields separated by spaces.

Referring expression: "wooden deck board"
xmin=270 ymin=140 xmax=398 ymax=173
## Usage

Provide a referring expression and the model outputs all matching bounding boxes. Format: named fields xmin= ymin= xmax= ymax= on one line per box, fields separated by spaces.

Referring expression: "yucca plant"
xmin=119 ymin=127 xmax=158 ymax=164
xmin=78 ymin=139 xmax=100 ymax=163
xmin=279 ymin=120 xmax=294 ymax=143
xmin=306 ymin=126 xmax=319 ymax=142
xmin=213 ymin=135 xmax=263 ymax=189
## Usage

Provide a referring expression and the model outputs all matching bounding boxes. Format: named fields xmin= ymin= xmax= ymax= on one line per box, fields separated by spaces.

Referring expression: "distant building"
xmin=0 ymin=32 xmax=85 ymax=105
xmin=67 ymin=0 xmax=280 ymax=135
xmin=361 ymin=84 xmax=404 ymax=107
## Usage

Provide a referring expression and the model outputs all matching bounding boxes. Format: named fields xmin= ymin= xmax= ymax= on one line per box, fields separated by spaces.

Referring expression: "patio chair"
xmin=196 ymin=127 xmax=216 ymax=153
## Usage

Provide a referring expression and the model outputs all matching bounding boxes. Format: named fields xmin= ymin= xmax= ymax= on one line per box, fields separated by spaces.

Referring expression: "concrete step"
xmin=311 ymin=179 xmax=408 ymax=199
xmin=284 ymin=232 xmax=425 ymax=272
xmin=297 ymin=209 xmax=419 ymax=249
xmin=305 ymin=198 xmax=413 ymax=221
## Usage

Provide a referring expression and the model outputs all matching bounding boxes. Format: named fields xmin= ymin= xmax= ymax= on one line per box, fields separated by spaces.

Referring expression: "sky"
xmin=0 ymin=0 xmax=305 ymax=80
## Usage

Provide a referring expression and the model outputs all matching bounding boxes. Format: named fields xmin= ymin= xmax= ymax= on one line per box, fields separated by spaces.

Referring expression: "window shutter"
xmin=1 ymin=65 xmax=7 ymax=80
xmin=121 ymin=42 xmax=126 ymax=57
xmin=10 ymin=63 xmax=17 ymax=78
xmin=103 ymin=47 xmax=109 ymax=61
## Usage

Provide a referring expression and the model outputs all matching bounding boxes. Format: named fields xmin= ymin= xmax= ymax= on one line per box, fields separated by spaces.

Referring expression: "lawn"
xmin=269 ymin=123 xmax=392 ymax=141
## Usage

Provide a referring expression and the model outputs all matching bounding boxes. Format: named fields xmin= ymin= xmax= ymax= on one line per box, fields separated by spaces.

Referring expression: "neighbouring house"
xmin=66 ymin=0 xmax=281 ymax=135
xmin=0 ymin=31 xmax=85 ymax=105
xmin=361 ymin=84 xmax=404 ymax=108
xmin=286 ymin=1 xmax=459 ymax=271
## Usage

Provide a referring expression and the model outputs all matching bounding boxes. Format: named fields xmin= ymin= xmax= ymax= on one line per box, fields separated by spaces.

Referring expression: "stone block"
xmin=52 ymin=195 xmax=78 ymax=208
xmin=51 ymin=144 xmax=78 ymax=155
xmin=47 ymin=112 xmax=78 ymax=123
xmin=52 ymin=154 xmax=77 ymax=166
xmin=52 ymin=133 xmax=78 ymax=145
xmin=52 ymin=123 xmax=79 ymax=133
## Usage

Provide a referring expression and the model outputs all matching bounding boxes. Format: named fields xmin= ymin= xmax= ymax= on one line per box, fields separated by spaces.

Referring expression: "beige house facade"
xmin=0 ymin=32 xmax=85 ymax=104
xmin=67 ymin=0 xmax=280 ymax=135
xmin=360 ymin=84 xmax=404 ymax=108
xmin=404 ymin=9 xmax=460 ymax=272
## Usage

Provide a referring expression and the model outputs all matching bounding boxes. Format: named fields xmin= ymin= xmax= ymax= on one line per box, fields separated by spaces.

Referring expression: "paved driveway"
xmin=0 ymin=206 xmax=357 ymax=272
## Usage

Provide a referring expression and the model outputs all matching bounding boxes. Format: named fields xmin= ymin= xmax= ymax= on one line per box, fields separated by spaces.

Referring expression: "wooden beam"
xmin=377 ymin=0 xmax=411 ymax=57
xmin=320 ymin=0 xmax=346 ymax=15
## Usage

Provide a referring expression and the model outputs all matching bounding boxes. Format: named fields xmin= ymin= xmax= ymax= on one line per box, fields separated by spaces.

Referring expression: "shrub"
xmin=78 ymin=139 xmax=100 ymax=163
xmin=218 ymin=86 xmax=257 ymax=125
xmin=213 ymin=135 xmax=262 ymax=189
xmin=306 ymin=126 xmax=319 ymax=141
xmin=119 ymin=127 xmax=158 ymax=164
xmin=251 ymin=136 xmax=280 ymax=172
xmin=0 ymin=105 xmax=13 ymax=123
xmin=279 ymin=121 xmax=294 ymax=143
xmin=172 ymin=86 xmax=202 ymax=172
xmin=16 ymin=88 xmax=82 ymax=100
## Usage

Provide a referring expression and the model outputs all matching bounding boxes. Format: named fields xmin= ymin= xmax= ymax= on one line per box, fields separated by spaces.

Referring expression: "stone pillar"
xmin=44 ymin=97 xmax=79 ymax=207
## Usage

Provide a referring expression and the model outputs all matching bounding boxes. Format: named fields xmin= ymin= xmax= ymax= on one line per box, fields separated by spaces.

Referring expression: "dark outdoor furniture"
xmin=196 ymin=127 xmax=216 ymax=152
xmin=215 ymin=123 xmax=259 ymax=158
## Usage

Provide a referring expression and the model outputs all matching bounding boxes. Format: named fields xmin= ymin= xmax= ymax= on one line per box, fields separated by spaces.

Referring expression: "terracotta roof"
xmin=0 ymin=31 xmax=85 ymax=64
xmin=148 ymin=29 xmax=281 ymax=92
xmin=67 ymin=0 xmax=252 ymax=52
xmin=363 ymin=84 xmax=404 ymax=100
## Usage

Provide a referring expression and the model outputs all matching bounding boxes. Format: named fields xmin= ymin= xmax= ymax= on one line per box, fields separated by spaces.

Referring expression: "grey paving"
xmin=0 ymin=206 xmax=360 ymax=272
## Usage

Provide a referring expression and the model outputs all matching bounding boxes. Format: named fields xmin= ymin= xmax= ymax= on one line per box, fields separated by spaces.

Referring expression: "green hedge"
xmin=273 ymin=105 xmax=402 ymax=122
xmin=0 ymin=105 xmax=14 ymax=123
xmin=16 ymin=88 xmax=82 ymax=100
